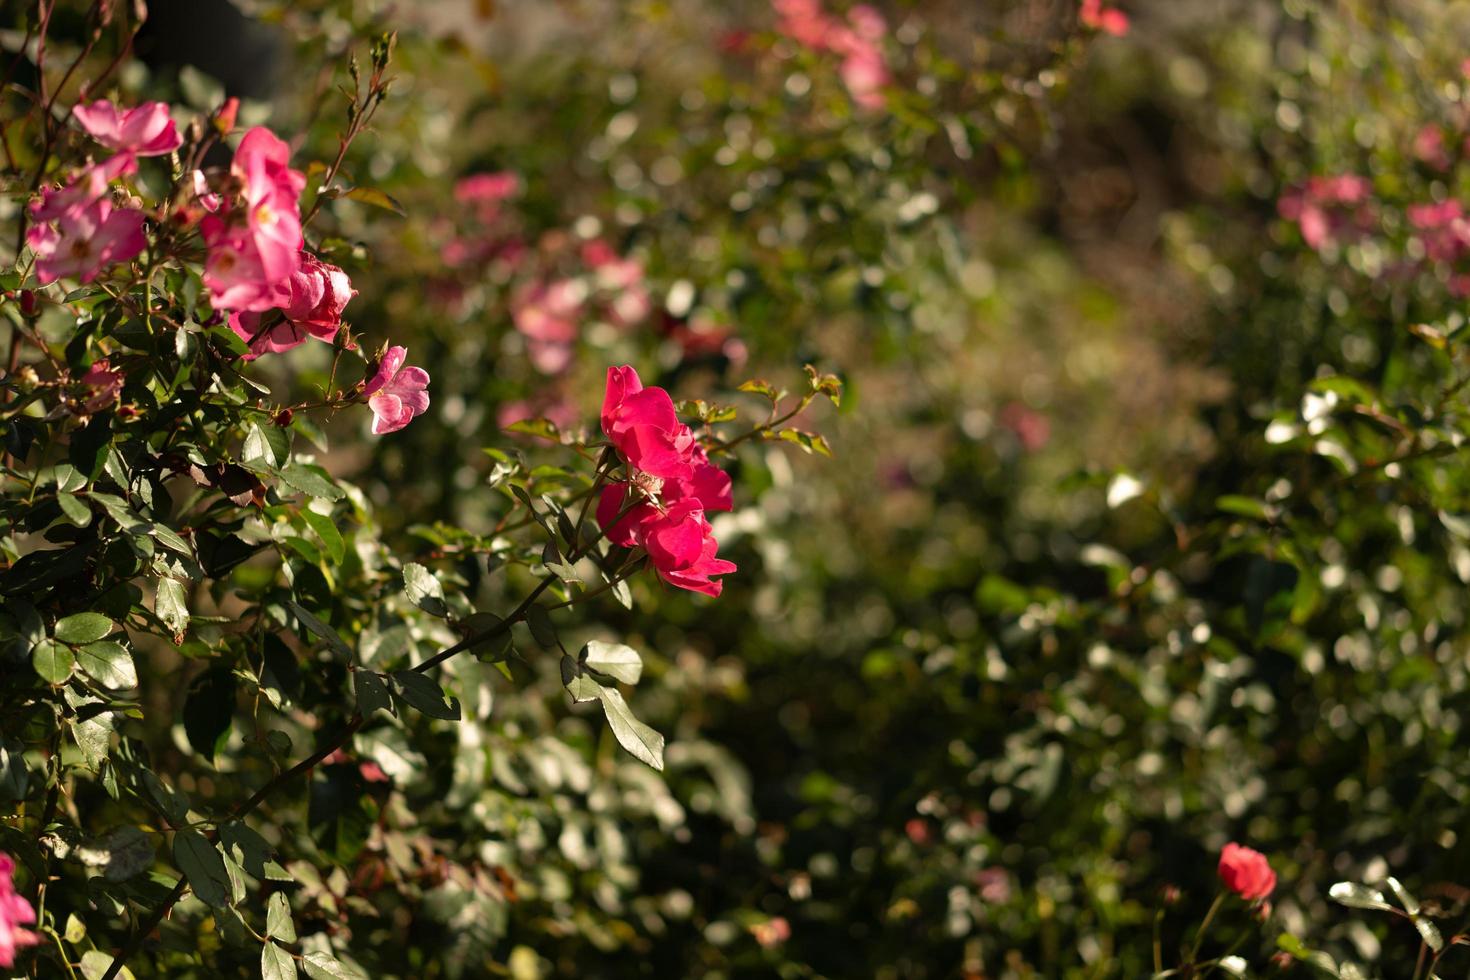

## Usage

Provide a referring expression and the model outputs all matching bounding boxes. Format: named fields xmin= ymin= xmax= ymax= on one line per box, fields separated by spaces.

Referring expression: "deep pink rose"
xmin=0 ymin=854 xmax=38 ymax=968
xmin=202 ymin=127 xmax=306 ymax=312
xmin=364 ymin=346 xmax=431 ymax=435
xmin=600 ymin=365 xmax=697 ymax=480
xmin=229 ymin=252 xmax=355 ymax=357
xmin=73 ymin=99 xmax=182 ymax=155
xmin=639 ymin=499 xmax=737 ymax=596
xmin=1218 ymin=842 xmax=1276 ymax=901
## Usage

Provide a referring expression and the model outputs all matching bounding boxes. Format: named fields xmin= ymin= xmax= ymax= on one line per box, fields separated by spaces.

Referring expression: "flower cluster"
xmin=1276 ymin=175 xmax=1374 ymax=251
xmin=597 ymin=365 xmax=736 ymax=596
xmin=0 ymin=855 xmax=38 ymax=968
xmin=22 ymin=99 xmax=431 ymax=436
xmin=200 ymin=127 xmax=308 ymax=311
xmin=772 ymin=0 xmax=891 ymax=110
xmin=26 ymin=151 xmax=145 ymax=284
xmin=1080 ymin=0 xmax=1130 ymax=36
xmin=436 ymin=170 xmax=656 ymax=377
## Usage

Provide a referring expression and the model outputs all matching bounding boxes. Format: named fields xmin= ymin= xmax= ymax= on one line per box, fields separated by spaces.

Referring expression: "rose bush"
xmin=7 ymin=0 xmax=1470 ymax=978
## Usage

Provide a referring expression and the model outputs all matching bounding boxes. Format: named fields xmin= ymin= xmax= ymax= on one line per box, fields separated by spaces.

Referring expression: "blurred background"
xmin=24 ymin=0 xmax=1470 ymax=975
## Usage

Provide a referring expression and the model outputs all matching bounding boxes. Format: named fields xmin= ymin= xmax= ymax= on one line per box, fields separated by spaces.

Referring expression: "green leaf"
xmin=80 ymin=951 xmax=135 ymax=980
xmin=76 ymin=641 xmax=138 ymax=689
xmin=1415 ymin=916 xmax=1445 ymax=953
xmin=526 ymin=605 xmax=557 ymax=647
xmin=300 ymin=509 xmax=345 ymax=564
xmin=243 ymin=422 xmax=290 ymax=470
xmin=391 ymin=670 xmax=461 ymax=720
xmin=32 ymin=639 xmax=75 ymax=683
xmin=266 ymin=891 xmax=297 ymax=942
xmin=1216 ymin=495 xmax=1275 ymax=521
xmin=279 ymin=462 xmax=345 ymax=500
xmin=738 ymin=378 xmax=781 ymax=401
xmin=581 ymin=640 xmax=643 ymax=684
xmin=183 ymin=668 xmax=236 ymax=763
xmin=75 ymin=826 xmax=154 ymax=882
xmin=402 ymin=563 xmax=448 ymax=617
xmin=69 ymin=413 xmax=112 ymax=480
xmin=1386 ymin=876 xmax=1420 ymax=915
xmin=0 ymin=740 xmax=29 ymax=801
xmin=55 ymin=612 xmax=115 ymax=644
xmin=1327 ymin=882 xmax=1391 ymax=911
xmin=302 ymin=951 xmax=366 ymax=980
xmin=505 ymin=417 xmax=561 ymax=441
xmin=344 ymin=185 xmax=406 ymax=215
xmin=587 ymin=683 xmax=664 ymax=770
xmin=56 ymin=491 xmax=93 ymax=527
xmin=354 ymin=671 xmax=393 ymax=717
xmin=566 ymin=671 xmax=602 ymax=704
xmin=262 ymin=940 xmax=298 ymax=980
xmin=773 ymin=427 xmax=833 ymax=457
xmin=173 ymin=830 xmax=232 ymax=908
xmin=156 ymin=577 xmax=190 ymax=639
xmin=287 ymin=602 xmax=352 ymax=657
xmin=64 ymin=913 xmax=86 ymax=943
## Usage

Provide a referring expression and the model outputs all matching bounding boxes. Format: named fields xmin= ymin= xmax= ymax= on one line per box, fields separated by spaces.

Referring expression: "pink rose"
xmin=455 ymin=171 xmax=521 ymax=204
xmin=838 ymin=43 xmax=890 ymax=110
xmin=773 ymin=0 xmax=839 ymax=50
xmin=1080 ymin=0 xmax=1130 ymax=35
xmin=513 ymin=278 xmax=583 ymax=374
xmin=201 ymin=126 xmax=306 ymax=312
xmin=79 ymin=359 xmax=123 ymax=413
xmin=26 ymin=155 xmax=145 ymax=284
xmin=1278 ymin=175 xmax=1374 ymax=251
xmin=364 ymin=346 xmax=431 ymax=435
xmin=0 ymin=854 xmax=39 ymax=968
xmin=229 ymin=252 xmax=355 ymax=357
xmin=72 ymin=99 xmax=182 ymax=156
xmin=1218 ymin=842 xmax=1276 ymax=901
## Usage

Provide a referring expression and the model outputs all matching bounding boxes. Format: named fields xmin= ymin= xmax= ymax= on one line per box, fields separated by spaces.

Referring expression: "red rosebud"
xmin=273 ymin=408 xmax=294 ymax=427
xmin=18 ymin=290 xmax=37 ymax=317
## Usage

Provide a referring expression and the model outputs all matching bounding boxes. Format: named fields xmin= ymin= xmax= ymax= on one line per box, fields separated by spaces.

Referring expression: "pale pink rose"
xmin=26 ymin=157 xmax=146 ymax=284
xmin=364 ymin=346 xmax=431 ymax=435
xmin=513 ymin=278 xmax=583 ymax=374
xmin=73 ymin=99 xmax=182 ymax=155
